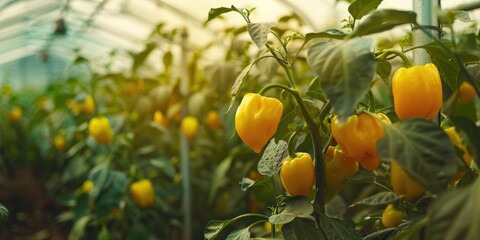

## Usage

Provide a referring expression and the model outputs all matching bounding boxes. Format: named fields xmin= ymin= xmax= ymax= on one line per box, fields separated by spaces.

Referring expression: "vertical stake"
xmin=413 ymin=0 xmax=440 ymax=124
xmin=180 ymin=28 xmax=191 ymax=240
xmin=412 ymin=0 xmax=439 ymax=65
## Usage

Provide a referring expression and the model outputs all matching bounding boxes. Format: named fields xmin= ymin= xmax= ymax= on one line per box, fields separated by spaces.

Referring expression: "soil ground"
xmin=0 ymin=166 xmax=68 ymax=240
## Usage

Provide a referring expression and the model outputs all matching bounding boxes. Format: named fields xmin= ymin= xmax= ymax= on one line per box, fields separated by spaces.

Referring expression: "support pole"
xmin=412 ymin=0 xmax=439 ymax=65
xmin=180 ymin=28 xmax=191 ymax=240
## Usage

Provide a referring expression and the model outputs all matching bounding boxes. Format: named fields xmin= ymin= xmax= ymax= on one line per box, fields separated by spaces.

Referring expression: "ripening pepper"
xmin=130 ymin=179 xmax=155 ymax=208
xmin=205 ymin=110 xmax=222 ymax=131
xmin=8 ymin=106 xmax=22 ymax=123
xmin=280 ymin=153 xmax=315 ymax=197
xmin=235 ymin=93 xmax=283 ymax=153
xmin=331 ymin=112 xmax=391 ymax=170
xmin=324 ymin=146 xmax=359 ymax=202
xmin=82 ymin=180 xmax=94 ymax=193
xmin=392 ymin=63 xmax=442 ymax=120
xmin=81 ymin=95 xmax=96 ymax=115
xmin=381 ymin=204 xmax=404 ymax=228
xmin=390 ymin=160 xmax=425 ymax=201
xmin=181 ymin=116 xmax=199 ymax=139
xmin=54 ymin=133 xmax=67 ymax=151
xmin=153 ymin=110 xmax=168 ymax=127
xmin=445 ymin=127 xmax=473 ymax=183
xmin=67 ymin=99 xmax=80 ymax=115
xmin=459 ymin=81 xmax=477 ymax=104
xmin=88 ymin=116 xmax=114 ymax=144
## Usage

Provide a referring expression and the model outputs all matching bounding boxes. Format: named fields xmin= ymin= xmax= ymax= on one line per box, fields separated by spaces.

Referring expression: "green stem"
xmin=287 ymin=131 xmax=298 ymax=158
xmin=280 ymin=63 xmax=296 ymax=89
xmin=376 ymin=48 xmax=414 ymax=68
xmin=367 ymin=90 xmax=376 ymax=112
xmin=231 ymin=213 xmax=269 ymax=222
xmin=258 ymin=83 xmax=325 ymax=213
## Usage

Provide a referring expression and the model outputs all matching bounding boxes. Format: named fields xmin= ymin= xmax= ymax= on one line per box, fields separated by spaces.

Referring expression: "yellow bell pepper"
xmin=153 ymin=110 xmax=169 ymax=127
xmin=205 ymin=110 xmax=222 ymax=131
xmin=331 ymin=112 xmax=391 ymax=170
xmin=324 ymin=146 xmax=359 ymax=202
xmin=81 ymin=95 xmax=96 ymax=115
xmin=392 ymin=63 xmax=442 ymax=120
xmin=390 ymin=160 xmax=425 ymax=201
xmin=54 ymin=133 xmax=67 ymax=151
xmin=459 ymin=81 xmax=477 ymax=104
xmin=181 ymin=116 xmax=199 ymax=139
xmin=280 ymin=153 xmax=315 ymax=197
xmin=82 ymin=180 xmax=94 ymax=193
xmin=130 ymin=179 xmax=155 ymax=208
xmin=381 ymin=204 xmax=404 ymax=228
xmin=8 ymin=106 xmax=22 ymax=123
xmin=235 ymin=93 xmax=283 ymax=153
xmin=445 ymin=127 xmax=473 ymax=183
xmin=88 ymin=116 xmax=114 ymax=145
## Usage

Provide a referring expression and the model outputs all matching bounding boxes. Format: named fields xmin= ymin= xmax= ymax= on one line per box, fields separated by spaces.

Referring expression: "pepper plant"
xmin=204 ymin=1 xmax=480 ymax=239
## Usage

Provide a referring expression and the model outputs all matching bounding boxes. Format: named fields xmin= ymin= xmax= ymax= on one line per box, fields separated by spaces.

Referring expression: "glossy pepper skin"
xmin=324 ymin=146 xmax=359 ymax=202
xmin=130 ymin=179 xmax=155 ymax=208
xmin=392 ymin=63 xmax=442 ymax=120
xmin=235 ymin=93 xmax=283 ymax=153
xmin=280 ymin=153 xmax=315 ymax=197
xmin=390 ymin=160 xmax=425 ymax=201
xmin=445 ymin=127 xmax=473 ymax=183
xmin=381 ymin=204 xmax=404 ymax=228
xmin=331 ymin=112 xmax=391 ymax=170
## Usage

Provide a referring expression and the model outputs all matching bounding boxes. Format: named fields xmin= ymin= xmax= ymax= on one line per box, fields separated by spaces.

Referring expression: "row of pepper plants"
xmin=204 ymin=0 xmax=480 ymax=239
xmin=0 ymin=20 xmax=271 ymax=238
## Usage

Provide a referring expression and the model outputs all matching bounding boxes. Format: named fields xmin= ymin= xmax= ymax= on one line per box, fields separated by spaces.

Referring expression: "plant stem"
xmin=287 ymin=131 xmax=298 ymax=158
xmin=280 ymin=62 xmax=297 ymax=89
xmin=258 ymin=83 xmax=325 ymax=213
xmin=376 ymin=48 xmax=414 ymax=68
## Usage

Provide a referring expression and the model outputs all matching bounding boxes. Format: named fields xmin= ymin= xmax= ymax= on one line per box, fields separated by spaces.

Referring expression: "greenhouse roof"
xmin=0 ymin=0 xmax=478 ymax=78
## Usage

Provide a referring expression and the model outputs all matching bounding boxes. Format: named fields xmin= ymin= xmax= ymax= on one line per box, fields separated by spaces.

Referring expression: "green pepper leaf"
xmin=349 ymin=192 xmax=404 ymax=207
xmin=247 ymin=22 xmax=277 ymax=49
xmin=427 ymin=177 xmax=480 ymax=240
xmin=350 ymin=10 xmax=417 ymax=38
xmin=282 ymin=217 xmax=324 ymax=239
xmin=305 ymin=29 xmax=347 ymax=43
xmin=257 ymin=139 xmax=288 ymax=177
xmin=377 ymin=118 xmax=457 ymax=193
xmin=208 ymin=157 xmax=233 ymax=204
xmin=204 ymin=213 xmax=268 ymax=240
xmin=269 ymin=196 xmax=313 ymax=224
xmin=318 ymin=213 xmax=362 ymax=240
xmin=0 ymin=204 xmax=8 ymax=229
xmin=307 ymin=38 xmax=375 ymax=122
xmin=206 ymin=7 xmax=234 ymax=22
xmin=421 ymin=40 xmax=459 ymax=91
xmin=348 ymin=0 xmax=383 ymax=20
xmin=226 ymin=228 xmax=250 ymax=240
xmin=376 ymin=60 xmax=392 ymax=85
